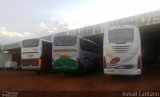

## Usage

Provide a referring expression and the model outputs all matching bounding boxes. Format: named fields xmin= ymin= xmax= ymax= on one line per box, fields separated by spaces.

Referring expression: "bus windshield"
xmin=108 ymin=28 xmax=134 ymax=44
xmin=22 ymin=39 xmax=39 ymax=48
xmin=54 ymin=36 xmax=77 ymax=46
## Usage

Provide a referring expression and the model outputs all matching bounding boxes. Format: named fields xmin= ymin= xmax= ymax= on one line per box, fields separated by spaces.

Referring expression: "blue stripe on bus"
xmin=114 ymin=64 xmax=134 ymax=69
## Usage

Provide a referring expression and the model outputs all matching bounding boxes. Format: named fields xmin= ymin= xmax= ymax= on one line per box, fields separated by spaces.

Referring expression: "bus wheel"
xmin=136 ymin=75 xmax=142 ymax=79
xmin=87 ymin=64 xmax=92 ymax=73
xmin=84 ymin=64 xmax=89 ymax=73
xmin=78 ymin=64 xmax=82 ymax=73
xmin=78 ymin=64 xmax=86 ymax=74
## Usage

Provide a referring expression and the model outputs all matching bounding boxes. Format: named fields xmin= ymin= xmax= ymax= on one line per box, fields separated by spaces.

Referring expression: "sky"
xmin=0 ymin=0 xmax=160 ymax=45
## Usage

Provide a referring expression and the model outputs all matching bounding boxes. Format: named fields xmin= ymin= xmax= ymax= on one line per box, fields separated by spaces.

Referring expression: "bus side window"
xmin=42 ymin=41 xmax=52 ymax=50
xmin=80 ymin=38 xmax=88 ymax=51
xmin=80 ymin=38 xmax=98 ymax=53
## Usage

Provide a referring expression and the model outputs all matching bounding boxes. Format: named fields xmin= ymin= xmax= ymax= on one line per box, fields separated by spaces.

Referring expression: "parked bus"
xmin=21 ymin=39 xmax=52 ymax=73
xmin=52 ymin=35 xmax=100 ymax=73
xmin=103 ymin=25 xmax=142 ymax=75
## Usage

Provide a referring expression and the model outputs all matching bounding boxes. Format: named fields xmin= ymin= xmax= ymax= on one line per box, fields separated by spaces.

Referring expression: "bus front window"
xmin=54 ymin=36 xmax=77 ymax=46
xmin=22 ymin=39 xmax=39 ymax=48
xmin=108 ymin=28 xmax=134 ymax=44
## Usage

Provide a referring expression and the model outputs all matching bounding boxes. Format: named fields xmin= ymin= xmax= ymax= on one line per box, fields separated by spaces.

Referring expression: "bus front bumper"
xmin=53 ymin=66 xmax=78 ymax=73
xmin=104 ymin=68 xmax=141 ymax=75
xmin=21 ymin=65 xmax=41 ymax=70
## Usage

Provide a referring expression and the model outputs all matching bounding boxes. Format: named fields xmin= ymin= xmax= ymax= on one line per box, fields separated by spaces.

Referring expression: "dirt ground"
xmin=0 ymin=70 xmax=159 ymax=97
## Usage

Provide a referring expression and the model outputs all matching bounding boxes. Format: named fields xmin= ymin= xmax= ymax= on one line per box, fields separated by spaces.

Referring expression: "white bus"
xmin=52 ymin=35 xmax=100 ymax=73
xmin=103 ymin=25 xmax=142 ymax=75
xmin=21 ymin=39 xmax=52 ymax=73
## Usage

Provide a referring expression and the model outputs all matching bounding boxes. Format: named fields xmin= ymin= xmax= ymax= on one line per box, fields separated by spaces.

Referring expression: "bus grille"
xmin=112 ymin=45 xmax=130 ymax=53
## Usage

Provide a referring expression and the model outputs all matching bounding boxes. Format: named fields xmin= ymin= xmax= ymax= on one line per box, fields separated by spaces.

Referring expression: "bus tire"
xmin=78 ymin=64 xmax=84 ymax=74
xmin=136 ymin=75 xmax=141 ymax=79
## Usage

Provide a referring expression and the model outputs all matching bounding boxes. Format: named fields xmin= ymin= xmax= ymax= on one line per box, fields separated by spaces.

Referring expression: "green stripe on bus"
xmin=52 ymin=58 xmax=78 ymax=72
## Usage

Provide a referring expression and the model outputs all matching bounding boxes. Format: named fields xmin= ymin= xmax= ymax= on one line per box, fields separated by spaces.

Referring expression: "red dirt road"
xmin=0 ymin=71 xmax=159 ymax=97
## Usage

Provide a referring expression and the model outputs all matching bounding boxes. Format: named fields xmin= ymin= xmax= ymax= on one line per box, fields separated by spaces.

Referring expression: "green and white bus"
xmin=52 ymin=35 xmax=100 ymax=73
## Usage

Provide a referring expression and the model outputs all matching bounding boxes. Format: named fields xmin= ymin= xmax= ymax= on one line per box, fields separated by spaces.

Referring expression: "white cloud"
xmin=1 ymin=0 xmax=160 ymax=44
xmin=51 ymin=17 xmax=57 ymax=21
xmin=61 ymin=0 xmax=160 ymax=28
xmin=0 ymin=20 xmax=73 ymax=44
xmin=40 ymin=22 xmax=47 ymax=29
xmin=38 ymin=20 xmax=71 ymax=36
xmin=0 ymin=27 xmax=33 ymax=44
